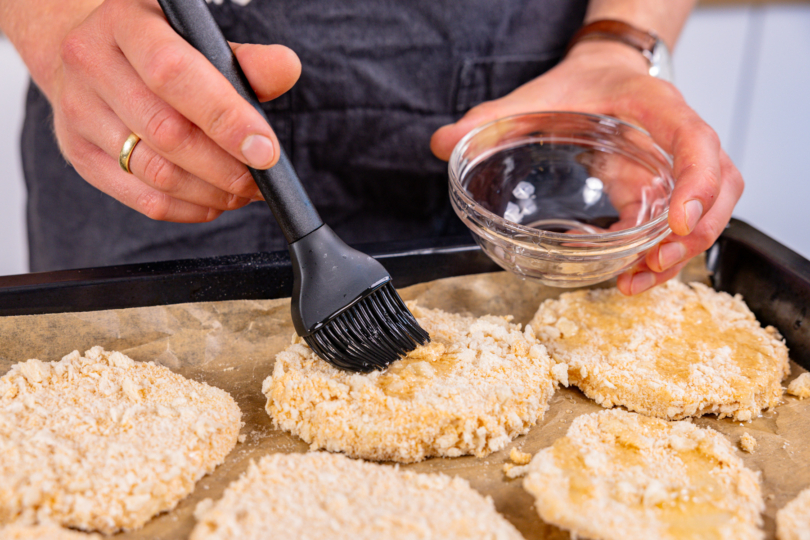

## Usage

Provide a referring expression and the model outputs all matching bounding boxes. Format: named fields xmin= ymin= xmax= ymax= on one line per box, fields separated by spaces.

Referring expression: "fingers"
xmin=616 ymin=259 xmax=690 ymax=296
xmin=80 ymin=39 xmax=262 ymax=201
xmin=75 ymin=95 xmax=254 ymax=212
xmin=53 ymin=0 xmax=299 ymax=223
xmin=666 ymin=119 xmax=723 ymax=237
xmin=431 ymin=102 xmax=505 ymax=161
xmin=231 ymin=42 xmax=301 ymax=102
xmin=66 ymin=136 xmax=223 ymax=223
xmin=644 ymin=149 xmax=743 ymax=273
xmin=614 ymin=81 xmax=724 ymax=237
xmin=618 ymin=150 xmax=743 ymax=295
xmin=109 ymin=0 xmax=286 ymax=170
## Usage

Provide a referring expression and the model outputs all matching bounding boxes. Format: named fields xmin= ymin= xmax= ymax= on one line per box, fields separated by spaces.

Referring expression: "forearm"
xmin=584 ymin=0 xmax=697 ymax=49
xmin=0 ymin=0 xmax=103 ymax=100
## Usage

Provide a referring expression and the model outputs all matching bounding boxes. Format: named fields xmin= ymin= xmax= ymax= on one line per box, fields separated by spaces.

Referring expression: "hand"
xmin=49 ymin=0 xmax=300 ymax=222
xmin=431 ymin=40 xmax=743 ymax=295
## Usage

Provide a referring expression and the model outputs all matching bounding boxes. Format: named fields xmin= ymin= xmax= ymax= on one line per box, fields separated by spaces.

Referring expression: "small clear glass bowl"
xmin=449 ymin=112 xmax=674 ymax=287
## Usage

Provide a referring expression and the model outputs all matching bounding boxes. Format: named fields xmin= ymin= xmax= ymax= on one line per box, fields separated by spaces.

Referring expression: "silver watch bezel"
xmin=644 ymin=38 xmax=673 ymax=82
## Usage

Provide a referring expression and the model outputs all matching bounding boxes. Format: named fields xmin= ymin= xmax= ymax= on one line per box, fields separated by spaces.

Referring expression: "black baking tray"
xmin=0 ymin=218 xmax=808 ymax=370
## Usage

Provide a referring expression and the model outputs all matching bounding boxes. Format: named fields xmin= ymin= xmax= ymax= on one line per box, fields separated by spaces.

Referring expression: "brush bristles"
xmin=304 ymin=282 xmax=430 ymax=372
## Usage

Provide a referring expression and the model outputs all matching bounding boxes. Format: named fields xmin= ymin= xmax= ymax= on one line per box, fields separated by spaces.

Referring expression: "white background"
xmin=1 ymin=4 xmax=808 ymax=276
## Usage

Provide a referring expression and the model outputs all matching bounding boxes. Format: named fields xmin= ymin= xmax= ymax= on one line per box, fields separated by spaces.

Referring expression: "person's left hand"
xmin=431 ymin=40 xmax=744 ymax=296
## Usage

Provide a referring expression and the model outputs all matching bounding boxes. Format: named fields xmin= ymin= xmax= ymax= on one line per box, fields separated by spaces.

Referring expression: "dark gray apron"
xmin=22 ymin=0 xmax=587 ymax=271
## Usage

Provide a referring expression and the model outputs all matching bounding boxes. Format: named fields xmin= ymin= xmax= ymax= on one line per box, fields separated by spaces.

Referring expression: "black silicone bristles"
xmin=303 ymin=282 xmax=430 ymax=372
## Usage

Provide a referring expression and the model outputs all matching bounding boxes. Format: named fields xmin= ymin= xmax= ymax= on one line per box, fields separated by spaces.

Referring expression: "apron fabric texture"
xmin=22 ymin=0 xmax=588 ymax=271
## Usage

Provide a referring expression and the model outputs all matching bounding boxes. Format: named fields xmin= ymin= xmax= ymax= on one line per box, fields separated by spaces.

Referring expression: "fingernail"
xmin=630 ymin=272 xmax=656 ymax=295
xmin=658 ymin=242 xmax=687 ymax=270
xmin=241 ymin=135 xmax=275 ymax=169
xmin=684 ymin=199 xmax=703 ymax=234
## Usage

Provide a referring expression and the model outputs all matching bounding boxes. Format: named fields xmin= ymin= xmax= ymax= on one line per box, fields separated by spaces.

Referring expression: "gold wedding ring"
xmin=118 ymin=133 xmax=141 ymax=174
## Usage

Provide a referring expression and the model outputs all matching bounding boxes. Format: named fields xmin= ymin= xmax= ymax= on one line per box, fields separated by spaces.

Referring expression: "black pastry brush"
xmin=157 ymin=0 xmax=429 ymax=371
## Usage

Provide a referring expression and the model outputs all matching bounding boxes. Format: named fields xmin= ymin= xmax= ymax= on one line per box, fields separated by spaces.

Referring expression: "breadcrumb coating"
xmin=263 ymin=303 xmax=557 ymax=463
xmin=787 ymin=373 xmax=810 ymax=399
xmin=0 ymin=524 xmax=100 ymax=540
xmin=190 ymin=452 xmax=524 ymax=540
xmin=524 ymin=410 xmax=765 ymax=540
xmin=502 ymin=463 xmax=530 ymax=479
xmin=777 ymin=487 xmax=810 ymax=540
xmin=509 ymin=447 xmax=532 ymax=465
xmin=740 ymin=432 xmax=757 ymax=453
xmin=0 ymin=347 xmax=241 ymax=533
xmin=530 ymin=280 xmax=790 ymax=421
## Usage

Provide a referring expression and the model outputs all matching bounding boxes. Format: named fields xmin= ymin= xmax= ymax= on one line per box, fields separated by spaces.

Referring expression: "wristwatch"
xmin=566 ymin=19 xmax=674 ymax=82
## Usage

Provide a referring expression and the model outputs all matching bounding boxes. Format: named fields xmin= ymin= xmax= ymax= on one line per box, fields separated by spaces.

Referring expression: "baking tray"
xmin=1 ymin=217 xmax=809 ymax=540
xmin=0 ymin=218 xmax=808 ymax=371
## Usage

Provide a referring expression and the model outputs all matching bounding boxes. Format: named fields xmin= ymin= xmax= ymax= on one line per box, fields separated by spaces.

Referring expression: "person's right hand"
xmin=51 ymin=0 xmax=301 ymax=222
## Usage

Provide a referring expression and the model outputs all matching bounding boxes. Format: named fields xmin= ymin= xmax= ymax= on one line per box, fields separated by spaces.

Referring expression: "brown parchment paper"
xmin=1 ymin=261 xmax=809 ymax=540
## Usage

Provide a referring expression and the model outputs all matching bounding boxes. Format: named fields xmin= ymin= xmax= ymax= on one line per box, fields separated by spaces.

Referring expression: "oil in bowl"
xmin=448 ymin=111 xmax=674 ymax=287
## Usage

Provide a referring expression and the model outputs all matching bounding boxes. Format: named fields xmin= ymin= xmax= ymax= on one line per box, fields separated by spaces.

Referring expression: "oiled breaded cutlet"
xmin=530 ymin=280 xmax=789 ymax=421
xmin=523 ymin=409 xmax=765 ymax=540
xmin=263 ymin=302 xmax=559 ymax=463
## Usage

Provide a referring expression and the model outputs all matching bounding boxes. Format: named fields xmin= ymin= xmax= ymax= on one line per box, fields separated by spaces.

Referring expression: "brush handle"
xmin=157 ymin=0 xmax=323 ymax=244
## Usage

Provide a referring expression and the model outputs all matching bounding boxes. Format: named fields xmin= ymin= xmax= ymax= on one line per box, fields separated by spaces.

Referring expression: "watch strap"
xmin=566 ymin=19 xmax=659 ymax=64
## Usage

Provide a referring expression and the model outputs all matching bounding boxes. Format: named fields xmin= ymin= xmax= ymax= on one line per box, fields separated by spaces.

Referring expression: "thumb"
xmin=230 ymin=43 xmax=301 ymax=103
xmin=430 ymin=104 xmax=503 ymax=161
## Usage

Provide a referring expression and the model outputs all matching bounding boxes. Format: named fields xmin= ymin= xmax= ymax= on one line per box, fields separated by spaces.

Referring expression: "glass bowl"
xmin=448 ymin=112 xmax=674 ymax=287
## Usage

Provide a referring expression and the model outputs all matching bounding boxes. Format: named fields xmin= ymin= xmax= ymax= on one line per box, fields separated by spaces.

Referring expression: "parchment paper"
xmin=1 ymin=262 xmax=808 ymax=540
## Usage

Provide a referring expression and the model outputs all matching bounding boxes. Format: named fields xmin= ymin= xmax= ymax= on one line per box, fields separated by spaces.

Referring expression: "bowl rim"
xmin=448 ymin=111 xmax=674 ymax=243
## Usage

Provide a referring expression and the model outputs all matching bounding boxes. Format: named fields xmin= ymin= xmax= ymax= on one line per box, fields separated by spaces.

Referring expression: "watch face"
xmin=649 ymin=39 xmax=674 ymax=82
